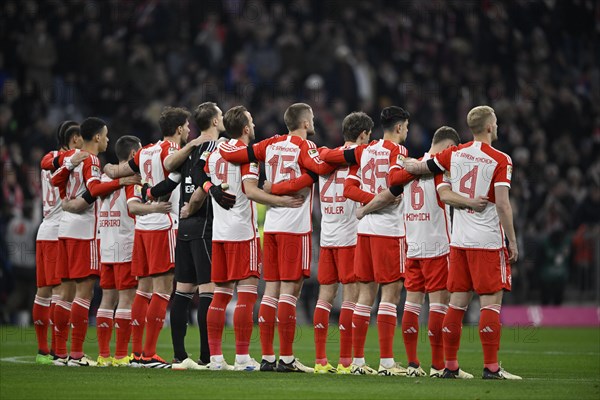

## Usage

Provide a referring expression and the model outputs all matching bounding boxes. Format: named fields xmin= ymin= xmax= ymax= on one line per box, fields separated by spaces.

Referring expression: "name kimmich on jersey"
xmin=403 ymin=153 xmax=452 ymax=258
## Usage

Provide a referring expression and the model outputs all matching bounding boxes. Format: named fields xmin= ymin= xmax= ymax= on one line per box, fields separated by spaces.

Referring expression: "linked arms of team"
xmin=46 ymin=103 xmax=516 ymax=265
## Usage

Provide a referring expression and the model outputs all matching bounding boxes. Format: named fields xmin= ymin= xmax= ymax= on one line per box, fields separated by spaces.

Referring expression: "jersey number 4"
xmin=459 ymin=166 xmax=479 ymax=198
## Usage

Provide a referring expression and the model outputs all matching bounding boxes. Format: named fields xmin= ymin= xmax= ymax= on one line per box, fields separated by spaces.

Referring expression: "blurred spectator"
xmin=4 ymin=201 xmax=38 ymax=325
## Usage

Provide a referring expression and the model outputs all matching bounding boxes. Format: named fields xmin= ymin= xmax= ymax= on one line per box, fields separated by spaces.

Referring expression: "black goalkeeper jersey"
xmin=177 ymin=140 xmax=218 ymax=240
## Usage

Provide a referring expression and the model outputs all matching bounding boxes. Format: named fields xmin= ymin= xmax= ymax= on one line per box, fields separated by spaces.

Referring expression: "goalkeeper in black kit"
xmin=142 ymin=102 xmax=235 ymax=369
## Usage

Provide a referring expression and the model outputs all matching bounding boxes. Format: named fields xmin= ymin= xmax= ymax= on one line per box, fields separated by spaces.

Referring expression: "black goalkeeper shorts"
xmin=174 ymin=237 xmax=211 ymax=285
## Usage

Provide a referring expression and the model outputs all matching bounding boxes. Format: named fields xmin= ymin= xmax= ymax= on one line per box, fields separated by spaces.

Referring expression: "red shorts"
xmin=36 ymin=240 xmax=60 ymax=287
xmin=318 ymin=246 xmax=357 ymax=285
xmin=404 ymin=255 xmax=449 ymax=293
xmin=212 ymin=238 xmax=261 ymax=283
xmin=354 ymin=235 xmax=406 ymax=284
xmin=131 ymin=229 xmax=176 ymax=278
xmin=100 ymin=262 xmax=137 ymax=290
xmin=263 ymin=232 xmax=311 ymax=281
xmin=56 ymin=238 xmax=100 ymax=280
xmin=447 ymin=247 xmax=512 ymax=295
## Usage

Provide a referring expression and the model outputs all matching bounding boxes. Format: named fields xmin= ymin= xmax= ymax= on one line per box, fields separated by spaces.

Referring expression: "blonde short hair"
xmin=467 ymin=106 xmax=495 ymax=134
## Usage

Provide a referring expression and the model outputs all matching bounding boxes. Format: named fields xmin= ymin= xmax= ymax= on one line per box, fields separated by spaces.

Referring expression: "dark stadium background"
xmin=1 ymin=0 xmax=598 ymax=325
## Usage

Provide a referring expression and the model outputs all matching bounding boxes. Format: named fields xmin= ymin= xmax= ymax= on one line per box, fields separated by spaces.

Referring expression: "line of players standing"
xmin=32 ymin=101 xmax=520 ymax=379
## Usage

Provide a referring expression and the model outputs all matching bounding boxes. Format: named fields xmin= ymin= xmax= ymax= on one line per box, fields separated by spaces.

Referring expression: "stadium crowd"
xmin=1 ymin=0 xmax=598 ymax=328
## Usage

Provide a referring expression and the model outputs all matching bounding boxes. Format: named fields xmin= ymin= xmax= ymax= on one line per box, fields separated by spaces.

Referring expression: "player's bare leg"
xmin=259 ymin=281 xmax=280 ymax=370
xmin=96 ymin=288 xmax=118 ymax=366
xmin=377 ymin=280 xmax=405 ymax=375
xmin=313 ymin=283 xmax=339 ymax=372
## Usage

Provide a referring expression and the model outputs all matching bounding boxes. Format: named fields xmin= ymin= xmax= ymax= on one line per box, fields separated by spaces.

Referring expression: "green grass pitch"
xmin=1 ymin=325 xmax=598 ymax=399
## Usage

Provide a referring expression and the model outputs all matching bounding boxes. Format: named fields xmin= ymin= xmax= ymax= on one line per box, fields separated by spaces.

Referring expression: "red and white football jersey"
xmin=432 ymin=141 xmax=512 ymax=250
xmin=37 ymin=151 xmax=63 ymax=241
xmin=132 ymin=140 xmax=180 ymax=231
xmin=205 ymin=139 xmax=260 ymax=242
xmin=57 ymin=150 xmax=100 ymax=240
xmin=319 ymin=145 xmax=358 ymax=247
xmin=220 ymin=134 xmax=334 ymax=234
xmin=355 ymin=139 xmax=408 ymax=237
xmin=98 ymin=175 xmax=135 ymax=263
xmin=403 ymin=153 xmax=451 ymax=258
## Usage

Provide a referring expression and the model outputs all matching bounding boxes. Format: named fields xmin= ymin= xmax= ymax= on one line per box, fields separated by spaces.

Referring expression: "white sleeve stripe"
xmin=434 ymin=158 xmax=446 ymax=171
xmin=436 ymin=183 xmax=451 ymax=189
xmin=346 ymin=175 xmax=360 ymax=182
xmin=389 ymin=165 xmax=402 ymax=170
xmin=242 ymin=174 xmax=259 ymax=181
xmin=494 ymin=182 xmax=511 ymax=188
xmin=86 ymin=177 xmax=100 ymax=184
xmin=127 ymin=198 xmax=141 ymax=203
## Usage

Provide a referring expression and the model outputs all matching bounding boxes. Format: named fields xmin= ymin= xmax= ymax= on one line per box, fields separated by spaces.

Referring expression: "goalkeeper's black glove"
xmin=206 ymin=183 xmax=236 ymax=210
xmin=141 ymin=183 xmax=154 ymax=203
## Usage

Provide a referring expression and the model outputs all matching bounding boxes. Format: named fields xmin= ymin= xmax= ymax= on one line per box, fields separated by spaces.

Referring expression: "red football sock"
xmin=377 ymin=302 xmax=397 ymax=359
xmin=96 ymin=308 xmax=114 ymax=358
xmin=69 ymin=297 xmax=91 ymax=359
xmin=114 ymin=308 xmax=132 ymax=359
xmin=53 ymin=300 xmax=71 ymax=358
xmin=33 ymin=296 xmax=51 ymax=354
xmin=443 ymin=304 xmax=467 ymax=370
xmin=429 ymin=303 xmax=448 ymax=370
xmin=352 ymin=304 xmax=371 ymax=359
xmin=207 ymin=288 xmax=233 ymax=356
xmin=50 ymin=295 xmax=59 ymax=353
xmin=402 ymin=301 xmax=421 ymax=365
xmin=313 ymin=300 xmax=332 ymax=365
xmin=258 ymin=296 xmax=278 ymax=357
xmin=278 ymin=294 xmax=297 ymax=357
xmin=338 ymin=301 xmax=355 ymax=367
xmin=234 ymin=285 xmax=258 ymax=356
xmin=131 ymin=290 xmax=151 ymax=355
xmin=142 ymin=293 xmax=170 ymax=357
xmin=479 ymin=304 xmax=502 ymax=372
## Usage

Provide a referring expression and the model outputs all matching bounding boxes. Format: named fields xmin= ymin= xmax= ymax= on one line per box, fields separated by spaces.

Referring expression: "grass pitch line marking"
xmin=0 ymin=356 xmax=35 ymax=364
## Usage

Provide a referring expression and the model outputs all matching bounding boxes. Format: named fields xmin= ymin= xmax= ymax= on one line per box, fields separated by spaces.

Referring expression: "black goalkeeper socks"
xmin=197 ymin=292 xmax=213 ymax=364
xmin=170 ymin=291 xmax=194 ymax=361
